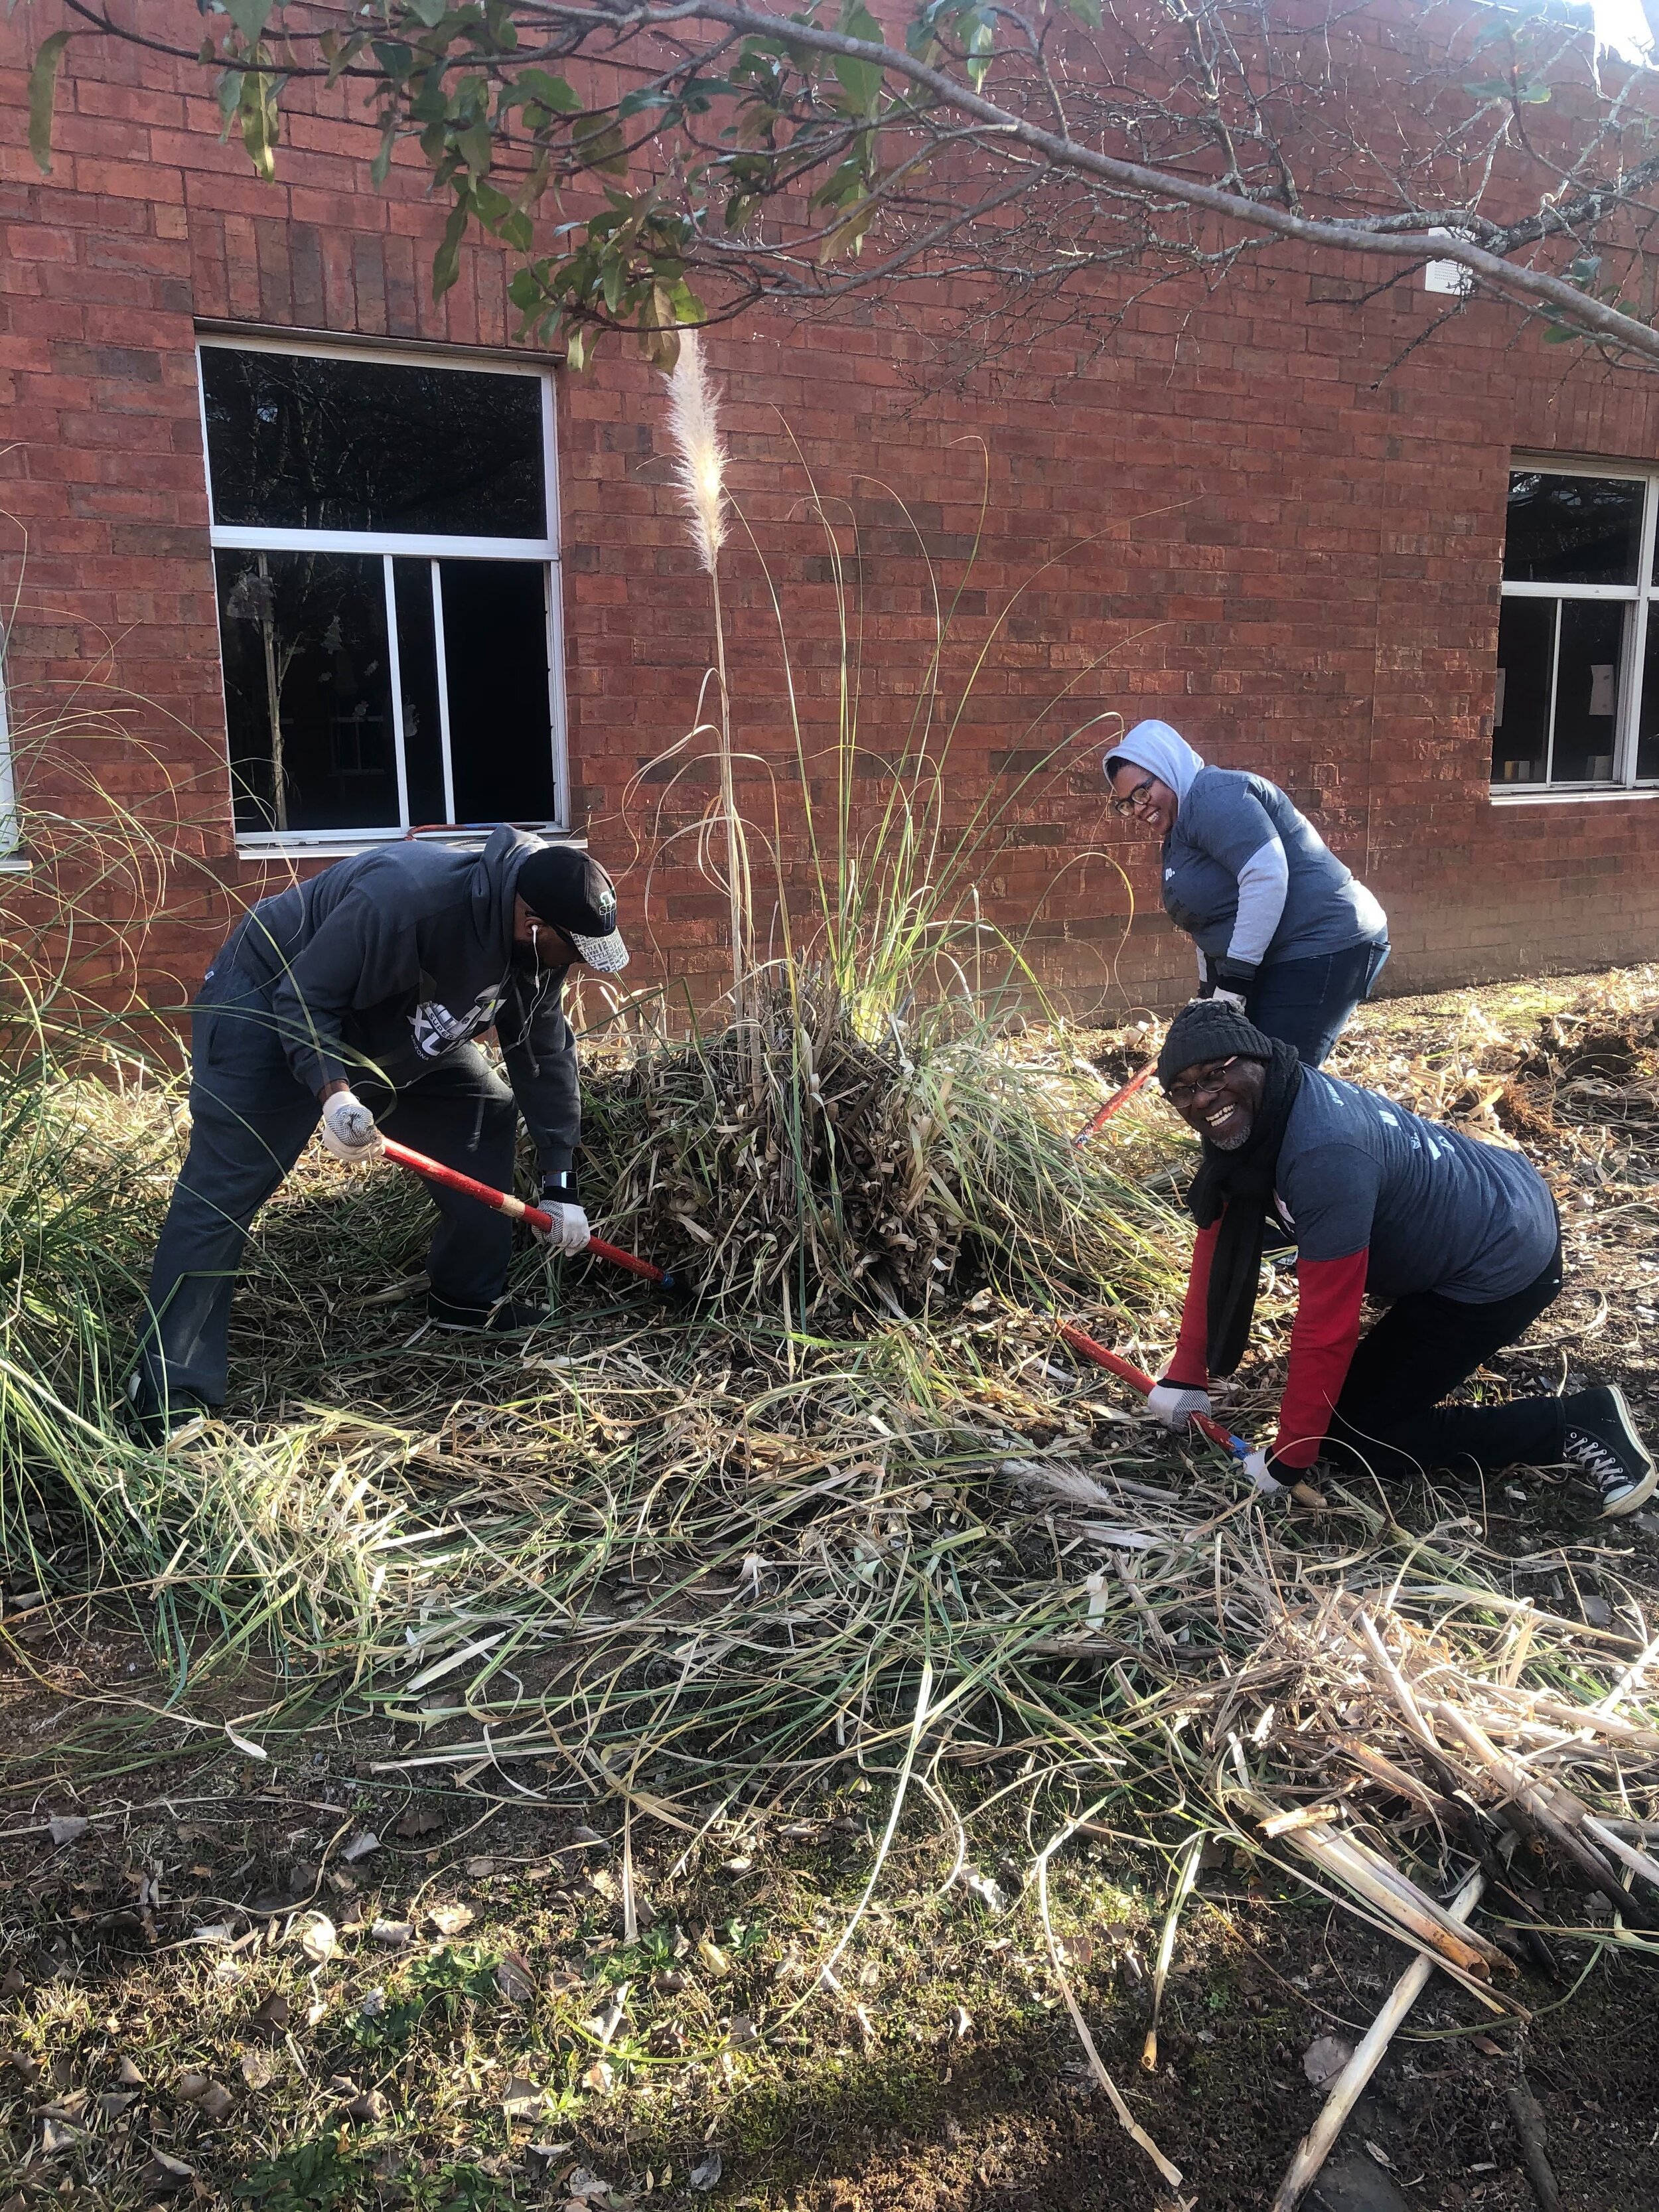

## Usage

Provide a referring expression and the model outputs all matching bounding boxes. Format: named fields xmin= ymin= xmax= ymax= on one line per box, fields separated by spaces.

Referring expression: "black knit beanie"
xmin=1156 ymin=999 xmax=1277 ymax=1090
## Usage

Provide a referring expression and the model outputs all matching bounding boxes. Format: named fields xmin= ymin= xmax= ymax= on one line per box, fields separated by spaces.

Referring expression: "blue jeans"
xmin=1246 ymin=938 xmax=1390 ymax=1068
xmin=133 ymin=960 xmax=518 ymax=1408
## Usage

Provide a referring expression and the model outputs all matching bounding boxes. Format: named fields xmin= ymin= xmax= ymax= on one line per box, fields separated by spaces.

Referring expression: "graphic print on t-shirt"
xmin=410 ymin=984 xmax=505 ymax=1060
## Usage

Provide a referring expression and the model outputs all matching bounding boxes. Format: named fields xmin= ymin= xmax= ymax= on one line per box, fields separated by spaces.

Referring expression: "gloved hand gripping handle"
xmin=1057 ymin=1321 xmax=1325 ymax=1509
xmin=378 ymin=1137 xmax=681 ymax=1293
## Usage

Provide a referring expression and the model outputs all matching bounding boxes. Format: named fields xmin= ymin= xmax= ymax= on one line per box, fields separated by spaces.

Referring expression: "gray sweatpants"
xmin=135 ymin=959 xmax=518 ymax=1408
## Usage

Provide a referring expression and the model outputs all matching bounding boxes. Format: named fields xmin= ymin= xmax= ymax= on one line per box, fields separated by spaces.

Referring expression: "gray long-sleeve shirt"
xmin=220 ymin=826 xmax=582 ymax=1179
xmin=1161 ymin=767 xmax=1386 ymax=974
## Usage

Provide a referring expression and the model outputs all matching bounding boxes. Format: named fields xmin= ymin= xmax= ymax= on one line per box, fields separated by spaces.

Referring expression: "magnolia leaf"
xmin=223 ymin=0 xmax=275 ymax=44
xmin=240 ymin=78 xmax=278 ymax=175
xmin=516 ymin=67 xmax=581 ymax=113
xmin=404 ymin=0 xmax=449 ymax=23
xmin=564 ymin=324 xmax=589 ymax=372
xmin=1063 ymin=0 xmax=1103 ymax=25
xmin=432 ymin=196 xmax=470 ymax=296
xmin=572 ymin=113 xmax=628 ymax=175
xmin=27 ymin=32 xmax=72 ymax=177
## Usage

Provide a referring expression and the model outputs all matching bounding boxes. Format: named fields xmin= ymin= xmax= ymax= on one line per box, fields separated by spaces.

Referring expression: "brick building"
xmin=1 ymin=0 xmax=1657 ymax=1036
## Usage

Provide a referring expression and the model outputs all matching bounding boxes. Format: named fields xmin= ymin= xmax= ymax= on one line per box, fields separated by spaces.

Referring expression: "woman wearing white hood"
xmin=1105 ymin=720 xmax=1389 ymax=1067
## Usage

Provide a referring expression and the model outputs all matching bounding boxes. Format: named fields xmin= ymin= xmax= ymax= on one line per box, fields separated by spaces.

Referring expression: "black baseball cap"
xmin=516 ymin=845 xmax=629 ymax=973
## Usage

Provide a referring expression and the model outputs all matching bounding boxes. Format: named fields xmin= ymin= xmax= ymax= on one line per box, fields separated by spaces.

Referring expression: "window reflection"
xmin=217 ymin=550 xmax=399 ymax=834
xmin=1502 ymin=473 xmax=1642 ymax=587
xmin=202 ymin=348 xmax=546 ymax=538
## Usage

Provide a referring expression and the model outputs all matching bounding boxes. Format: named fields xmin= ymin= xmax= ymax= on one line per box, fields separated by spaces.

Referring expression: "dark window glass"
xmin=216 ymin=550 xmax=399 ymax=834
xmin=1638 ymin=624 xmax=1659 ymax=779
xmin=202 ymin=348 xmax=546 ymax=538
xmin=1551 ymin=599 xmax=1624 ymax=782
xmin=441 ymin=561 xmax=555 ymax=824
xmin=1502 ymin=472 xmax=1642 ymax=585
xmin=394 ymin=558 xmax=449 ymax=827
xmin=1492 ymin=597 xmax=1553 ymax=784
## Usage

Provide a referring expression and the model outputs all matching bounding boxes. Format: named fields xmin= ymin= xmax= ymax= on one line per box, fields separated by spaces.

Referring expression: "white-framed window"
xmin=198 ymin=335 xmax=567 ymax=851
xmin=1494 ymin=460 xmax=1659 ymax=796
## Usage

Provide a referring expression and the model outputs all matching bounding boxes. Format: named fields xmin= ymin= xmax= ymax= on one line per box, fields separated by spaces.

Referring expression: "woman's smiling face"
xmin=1164 ymin=1053 xmax=1269 ymax=1150
xmin=1108 ymin=763 xmax=1179 ymax=837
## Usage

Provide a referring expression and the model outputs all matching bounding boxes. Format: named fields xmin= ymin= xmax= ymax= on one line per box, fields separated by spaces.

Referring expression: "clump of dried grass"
xmin=579 ymin=974 xmax=1179 ymax=1319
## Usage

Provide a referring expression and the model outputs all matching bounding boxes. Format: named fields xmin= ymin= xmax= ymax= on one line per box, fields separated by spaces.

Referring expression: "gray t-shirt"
xmin=1273 ymin=1069 xmax=1559 ymax=1301
xmin=1162 ymin=767 xmax=1386 ymax=965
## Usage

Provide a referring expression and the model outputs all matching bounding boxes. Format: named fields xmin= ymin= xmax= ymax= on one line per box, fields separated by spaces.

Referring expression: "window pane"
xmin=1638 ymin=623 xmax=1659 ymax=779
xmin=1551 ymin=599 xmax=1624 ymax=783
xmin=216 ymin=550 xmax=400 ymax=834
xmin=1502 ymin=472 xmax=1642 ymax=585
xmin=202 ymin=348 xmax=546 ymax=538
xmin=441 ymin=561 xmax=556 ymax=823
xmin=1492 ymin=597 xmax=1552 ymax=784
xmin=394 ymin=559 xmax=449 ymax=827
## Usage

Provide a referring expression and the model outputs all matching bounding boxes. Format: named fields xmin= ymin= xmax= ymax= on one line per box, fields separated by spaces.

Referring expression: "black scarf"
xmin=1185 ymin=1039 xmax=1303 ymax=1376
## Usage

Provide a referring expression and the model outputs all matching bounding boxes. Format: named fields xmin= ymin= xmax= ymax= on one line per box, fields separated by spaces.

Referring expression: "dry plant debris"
xmin=3 ymin=968 xmax=1659 ymax=2207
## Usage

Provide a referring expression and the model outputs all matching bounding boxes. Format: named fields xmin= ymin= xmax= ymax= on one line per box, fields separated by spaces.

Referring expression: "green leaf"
xmin=370 ymin=116 xmax=397 ymax=186
xmin=832 ymin=0 xmax=885 ymax=111
xmin=1542 ymin=322 xmax=1582 ymax=344
xmin=572 ymin=113 xmax=628 ymax=175
xmin=515 ymin=68 xmax=581 ymax=113
xmin=240 ymin=68 xmax=279 ymax=181
xmin=617 ymin=87 xmax=676 ymax=121
xmin=222 ymin=0 xmax=275 ymax=45
xmin=432 ymin=194 xmax=470 ymax=295
xmin=965 ymin=12 xmax=994 ymax=88
xmin=1062 ymin=0 xmax=1102 ymax=25
xmin=565 ymin=323 xmax=589 ymax=372
xmin=402 ymin=0 xmax=449 ymax=25
xmin=27 ymin=30 xmax=71 ymax=177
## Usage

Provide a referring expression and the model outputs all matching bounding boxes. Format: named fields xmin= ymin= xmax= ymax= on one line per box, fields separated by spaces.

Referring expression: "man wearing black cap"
xmin=127 ymin=828 xmax=628 ymax=1437
xmin=1145 ymin=999 xmax=1656 ymax=1518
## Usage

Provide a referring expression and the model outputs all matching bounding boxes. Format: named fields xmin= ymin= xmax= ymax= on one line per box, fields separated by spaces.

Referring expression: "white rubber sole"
xmin=1594 ymin=1384 xmax=1658 ymax=1518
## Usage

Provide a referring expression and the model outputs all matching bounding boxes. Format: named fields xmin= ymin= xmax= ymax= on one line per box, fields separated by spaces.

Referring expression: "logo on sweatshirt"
xmin=410 ymin=986 xmax=505 ymax=1060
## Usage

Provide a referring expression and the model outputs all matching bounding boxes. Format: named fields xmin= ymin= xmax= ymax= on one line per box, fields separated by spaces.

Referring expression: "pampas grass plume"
xmin=663 ymin=331 xmax=728 ymax=576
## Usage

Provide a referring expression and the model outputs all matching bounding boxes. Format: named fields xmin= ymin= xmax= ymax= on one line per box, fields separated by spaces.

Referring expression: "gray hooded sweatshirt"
xmin=1112 ymin=719 xmax=1386 ymax=981
xmin=222 ymin=826 xmax=581 ymax=1179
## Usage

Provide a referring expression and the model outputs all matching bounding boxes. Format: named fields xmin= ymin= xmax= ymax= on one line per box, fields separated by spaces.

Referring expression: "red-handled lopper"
xmin=380 ymin=1136 xmax=682 ymax=1293
xmin=1072 ymin=1061 xmax=1154 ymax=1147
xmin=1058 ymin=1319 xmax=1325 ymax=1509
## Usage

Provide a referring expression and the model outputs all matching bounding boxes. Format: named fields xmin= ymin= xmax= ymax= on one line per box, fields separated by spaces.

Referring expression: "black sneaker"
xmin=1561 ymin=1384 xmax=1658 ymax=1518
xmin=123 ymin=1372 xmax=208 ymax=1445
xmin=426 ymin=1292 xmax=549 ymax=1335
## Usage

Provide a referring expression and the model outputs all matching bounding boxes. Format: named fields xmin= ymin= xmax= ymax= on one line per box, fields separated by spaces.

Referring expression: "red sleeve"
xmin=1165 ymin=1217 xmax=1222 ymax=1388
xmin=1271 ymin=1250 xmax=1369 ymax=1467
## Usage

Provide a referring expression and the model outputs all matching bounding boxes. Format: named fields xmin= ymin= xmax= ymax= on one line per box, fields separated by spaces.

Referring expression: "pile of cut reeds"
xmin=579 ymin=976 xmax=1179 ymax=1319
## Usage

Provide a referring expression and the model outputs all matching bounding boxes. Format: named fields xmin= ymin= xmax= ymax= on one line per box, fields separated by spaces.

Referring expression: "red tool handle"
xmin=380 ymin=1136 xmax=670 ymax=1286
xmin=1073 ymin=1061 xmax=1153 ymax=1147
xmin=1058 ymin=1320 xmax=1325 ymax=1508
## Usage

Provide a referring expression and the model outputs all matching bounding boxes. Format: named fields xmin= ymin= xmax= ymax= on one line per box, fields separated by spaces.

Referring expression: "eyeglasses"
xmin=1163 ymin=1057 xmax=1242 ymax=1109
xmin=1110 ymin=774 xmax=1157 ymax=820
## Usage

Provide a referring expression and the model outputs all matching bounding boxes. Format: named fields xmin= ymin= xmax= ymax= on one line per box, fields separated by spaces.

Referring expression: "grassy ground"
xmin=4 ymin=966 xmax=1659 ymax=2212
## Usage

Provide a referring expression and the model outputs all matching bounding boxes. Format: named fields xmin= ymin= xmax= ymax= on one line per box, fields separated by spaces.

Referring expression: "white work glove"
xmin=1211 ymin=988 xmax=1249 ymax=1013
xmin=534 ymin=1200 xmax=591 ymax=1255
xmin=1242 ymin=1447 xmax=1286 ymax=1495
xmin=318 ymin=1090 xmax=382 ymax=1165
xmin=1147 ymin=1380 xmax=1212 ymax=1431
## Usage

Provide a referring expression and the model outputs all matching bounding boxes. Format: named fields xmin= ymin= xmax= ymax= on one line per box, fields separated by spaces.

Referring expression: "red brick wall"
xmin=2 ymin=0 xmax=1656 ymax=1051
